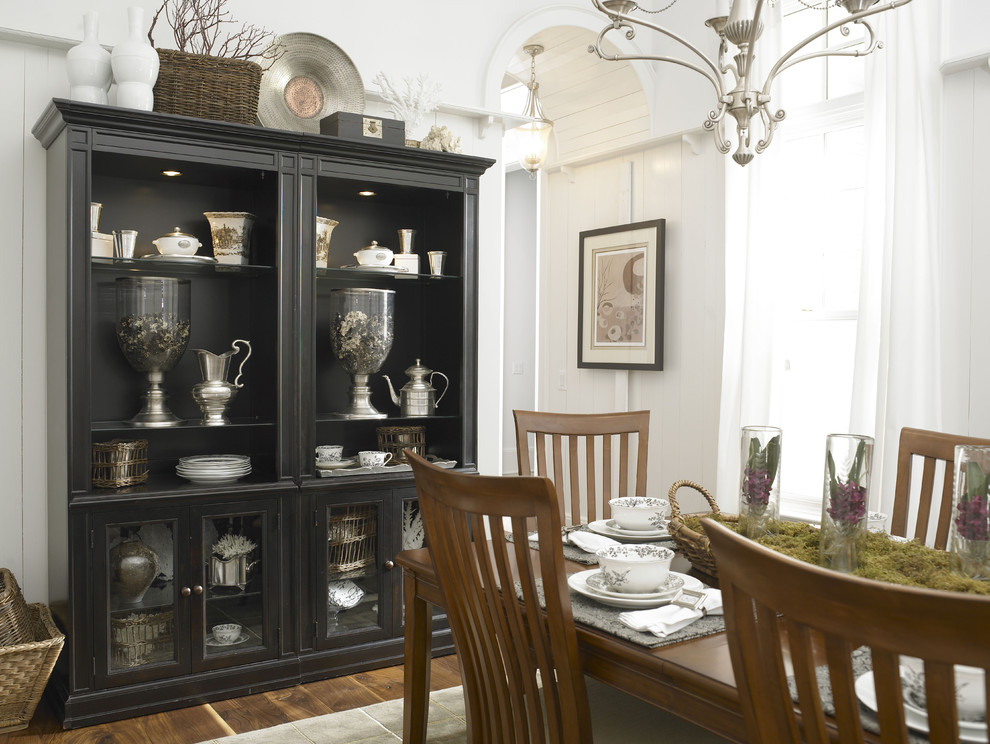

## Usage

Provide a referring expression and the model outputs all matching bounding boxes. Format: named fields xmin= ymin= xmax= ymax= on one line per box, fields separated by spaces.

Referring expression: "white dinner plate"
xmin=604 ymin=519 xmax=669 ymax=537
xmin=179 ymin=455 xmax=250 ymax=464
xmin=585 ymin=570 xmax=684 ymax=601
xmin=316 ymin=457 xmax=358 ymax=470
xmin=205 ymin=632 xmax=250 ymax=647
xmin=338 ymin=264 xmax=409 ymax=273
xmin=854 ymin=671 xmax=987 ymax=742
xmin=588 ymin=519 xmax=669 ymax=542
xmin=567 ymin=569 xmax=703 ymax=609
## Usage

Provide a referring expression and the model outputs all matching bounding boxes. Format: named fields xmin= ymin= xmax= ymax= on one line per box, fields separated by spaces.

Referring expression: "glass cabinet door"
xmin=318 ymin=495 xmax=387 ymax=645
xmin=197 ymin=502 xmax=278 ymax=669
xmin=98 ymin=512 xmax=188 ymax=686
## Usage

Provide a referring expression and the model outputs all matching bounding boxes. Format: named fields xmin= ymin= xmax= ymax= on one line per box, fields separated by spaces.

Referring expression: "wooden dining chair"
xmin=891 ymin=427 xmax=990 ymax=548
xmin=406 ymin=451 xmax=593 ymax=744
xmin=704 ymin=517 xmax=990 ymax=744
xmin=513 ymin=409 xmax=650 ymax=526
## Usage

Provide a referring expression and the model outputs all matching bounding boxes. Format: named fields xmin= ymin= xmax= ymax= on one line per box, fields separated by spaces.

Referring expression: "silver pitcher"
xmin=383 ymin=359 xmax=449 ymax=417
xmin=190 ymin=339 xmax=251 ymax=425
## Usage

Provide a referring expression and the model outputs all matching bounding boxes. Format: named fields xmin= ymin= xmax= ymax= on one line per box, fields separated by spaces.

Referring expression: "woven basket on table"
xmin=667 ymin=479 xmax=739 ymax=580
xmin=0 ymin=570 xmax=64 ymax=733
xmin=153 ymin=49 xmax=262 ymax=126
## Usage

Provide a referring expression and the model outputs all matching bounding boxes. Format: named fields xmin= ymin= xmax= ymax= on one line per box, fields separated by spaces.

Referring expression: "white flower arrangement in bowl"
xmin=212 ymin=533 xmax=257 ymax=560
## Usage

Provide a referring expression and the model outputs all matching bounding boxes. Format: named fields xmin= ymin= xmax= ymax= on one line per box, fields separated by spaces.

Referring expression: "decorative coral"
xmin=212 ymin=532 xmax=257 ymax=560
xmin=419 ymin=125 xmax=462 ymax=154
xmin=372 ymin=72 xmax=442 ymax=136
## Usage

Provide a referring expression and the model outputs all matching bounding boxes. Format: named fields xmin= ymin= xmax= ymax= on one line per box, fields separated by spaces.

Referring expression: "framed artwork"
xmin=577 ymin=219 xmax=665 ymax=370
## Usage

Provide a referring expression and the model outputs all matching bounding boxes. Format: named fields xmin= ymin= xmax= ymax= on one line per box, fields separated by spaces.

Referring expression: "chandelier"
xmin=512 ymin=44 xmax=554 ymax=174
xmin=589 ymin=0 xmax=914 ymax=166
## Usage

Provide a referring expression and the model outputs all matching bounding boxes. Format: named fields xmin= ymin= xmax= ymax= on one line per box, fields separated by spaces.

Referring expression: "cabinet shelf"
xmin=92 ymin=418 xmax=276 ymax=432
xmin=316 ymin=267 xmax=458 ymax=282
xmin=92 ymin=257 xmax=277 ymax=276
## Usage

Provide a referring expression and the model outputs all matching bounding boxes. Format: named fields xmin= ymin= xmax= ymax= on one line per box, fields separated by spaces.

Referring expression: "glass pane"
xmin=107 ymin=520 xmax=177 ymax=671
xmin=204 ymin=513 xmax=266 ymax=655
xmin=326 ymin=503 xmax=380 ymax=635
xmin=399 ymin=497 xmax=443 ymax=624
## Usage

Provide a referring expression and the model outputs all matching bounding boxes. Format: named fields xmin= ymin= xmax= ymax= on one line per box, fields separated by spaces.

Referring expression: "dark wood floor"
xmin=0 ymin=654 xmax=462 ymax=744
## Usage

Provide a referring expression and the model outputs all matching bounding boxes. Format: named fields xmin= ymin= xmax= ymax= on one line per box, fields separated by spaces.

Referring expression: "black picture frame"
xmin=577 ymin=219 xmax=665 ymax=371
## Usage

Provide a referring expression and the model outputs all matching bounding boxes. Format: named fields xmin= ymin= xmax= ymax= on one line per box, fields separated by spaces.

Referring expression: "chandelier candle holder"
xmin=329 ymin=288 xmax=395 ymax=419
xmin=738 ymin=425 xmax=781 ymax=539
xmin=949 ymin=445 xmax=990 ymax=581
xmin=589 ymin=0 xmax=914 ymax=166
xmin=820 ymin=433 xmax=873 ymax=573
xmin=115 ymin=276 xmax=191 ymax=427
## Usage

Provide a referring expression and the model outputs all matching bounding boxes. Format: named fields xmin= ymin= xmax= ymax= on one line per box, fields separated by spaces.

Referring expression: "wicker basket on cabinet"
xmin=667 ymin=479 xmax=739 ymax=580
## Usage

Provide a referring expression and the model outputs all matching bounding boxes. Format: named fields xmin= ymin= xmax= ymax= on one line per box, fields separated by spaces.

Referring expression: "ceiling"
xmin=500 ymin=26 xmax=651 ymax=165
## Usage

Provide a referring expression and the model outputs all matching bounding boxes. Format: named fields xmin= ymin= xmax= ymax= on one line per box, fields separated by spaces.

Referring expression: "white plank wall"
xmin=538 ymin=137 xmax=726 ymax=513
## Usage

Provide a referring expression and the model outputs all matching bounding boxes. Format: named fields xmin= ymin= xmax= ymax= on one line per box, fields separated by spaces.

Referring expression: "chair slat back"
xmin=705 ymin=518 xmax=990 ymax=744
xmin=407 ymin=451 xmax=592 ymax=744
xmin=892 ymin=427 xmax=990 ymax=548
xmin=513 ymin=410 xmax=649 ymax=526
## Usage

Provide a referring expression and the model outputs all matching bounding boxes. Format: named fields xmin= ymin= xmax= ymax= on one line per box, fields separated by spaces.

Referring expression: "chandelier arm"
xmin=760 ymin=0 xmax=914 ymax=95
xmin=704 ymin=102 xmax=733 ymax=154
xmin=590 ymin=0 xmax=724 ymax=93
xmin=771 ymin=20 xmax=879 ymax=79
xmin=754 ymin=102 xmax=785 ymax=154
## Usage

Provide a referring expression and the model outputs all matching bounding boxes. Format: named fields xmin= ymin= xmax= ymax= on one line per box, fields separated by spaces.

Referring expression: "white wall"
xmin=539 ymin=136 xmax=726 ymax=514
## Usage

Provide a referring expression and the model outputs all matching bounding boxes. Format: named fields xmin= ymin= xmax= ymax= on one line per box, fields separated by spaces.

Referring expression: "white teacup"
xmin=316 ymin=444 xmax=343 ymax=463
xmin=212 ymin=623 xmax=242 ymax=645
xmin=867 ymin=511 xmax=889 ymax=533
xmin=359 ymin=450 xmax=392 ymax=468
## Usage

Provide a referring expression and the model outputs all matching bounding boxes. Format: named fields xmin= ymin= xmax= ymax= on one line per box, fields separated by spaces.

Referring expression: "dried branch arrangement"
xmin=372 ymin=72 xmax=442 ymax=132
xmin=149 ymin=0 xmax=283 ymax=68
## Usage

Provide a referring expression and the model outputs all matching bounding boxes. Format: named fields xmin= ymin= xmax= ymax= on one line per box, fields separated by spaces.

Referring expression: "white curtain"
xmin=851 ymin=0 xmax=942 ymax=515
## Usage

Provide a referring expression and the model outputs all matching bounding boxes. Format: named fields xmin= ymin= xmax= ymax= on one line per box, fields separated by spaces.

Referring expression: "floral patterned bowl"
xmin=596 ymin=544 xmax=674 ymax=594
xmin=901 ymin=656 xmax=986 ymax=721
xmin=328 ymin=579 xmax=365 ymax=610
xmin=609 ymin=497 xmax=669 ymax=531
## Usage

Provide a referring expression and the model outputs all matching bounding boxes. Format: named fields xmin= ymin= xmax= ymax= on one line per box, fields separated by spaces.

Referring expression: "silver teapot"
xmin=383 ymin=359 xmax=449 ymax=417
xmin=190 ymin=339 xmax=251 ymax=425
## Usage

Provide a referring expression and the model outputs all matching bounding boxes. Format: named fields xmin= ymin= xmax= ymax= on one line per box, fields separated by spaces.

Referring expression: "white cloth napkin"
xmin=566 ymin=531 xmax=621 ymax=554
xmin=618 ymin=588 xmax=723 ymax=638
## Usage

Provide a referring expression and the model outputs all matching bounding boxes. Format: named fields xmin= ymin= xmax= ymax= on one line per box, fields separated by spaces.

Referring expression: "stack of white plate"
xmin=176 ymin=455 xmax=251 ymax=484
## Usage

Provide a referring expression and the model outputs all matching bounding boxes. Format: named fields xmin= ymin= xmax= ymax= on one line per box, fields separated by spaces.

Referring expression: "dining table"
xmin=394 ymin=539 xmax=746 ymax=744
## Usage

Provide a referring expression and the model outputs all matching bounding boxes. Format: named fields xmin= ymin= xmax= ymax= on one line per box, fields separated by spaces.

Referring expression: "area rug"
xmin=195 ymin=680 xmax=731 ymax=744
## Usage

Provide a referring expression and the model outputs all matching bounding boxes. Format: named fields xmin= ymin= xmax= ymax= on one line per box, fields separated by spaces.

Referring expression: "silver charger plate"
xmin=258 ymin=32 xmax=365 ymax=133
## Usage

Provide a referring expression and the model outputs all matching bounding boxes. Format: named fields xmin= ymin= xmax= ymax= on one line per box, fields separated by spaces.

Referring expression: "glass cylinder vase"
xmin=329 ymin=288 xmax=395 ymax=419
xmin=738 ymin=426 xmax=782 ymax=539
xmin=115 ymin=276 xmax=191 ymax=426
xmin=820 ymin=434 xmax=873 ymax=573
xmin=950 ymin=445 xmax=990 ymax=581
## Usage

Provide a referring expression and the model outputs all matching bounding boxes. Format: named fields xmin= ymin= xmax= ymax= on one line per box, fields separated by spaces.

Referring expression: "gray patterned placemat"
xmin=507 ymin=527 xmax=676 ymax=566
xmin=789 ymin=647 xmax=930 ymax=743
xmin=516 ymin=579 xmax=725 ymax=649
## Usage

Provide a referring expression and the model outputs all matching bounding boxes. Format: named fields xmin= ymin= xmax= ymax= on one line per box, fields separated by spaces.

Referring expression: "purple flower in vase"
xmin=955 ymin=495 xmax=990 ymax=542
xmin=742 ymin=467 xmax=772 ymax=512
xmin=827 ymin=480 xmax=867 ymax=528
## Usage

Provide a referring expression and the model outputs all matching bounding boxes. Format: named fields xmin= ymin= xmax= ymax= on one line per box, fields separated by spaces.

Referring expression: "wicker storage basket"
xmin=0 ymin=569 xmax=31 ymax=648
xmin=327 ymin=506 xmax=377 ymax=577
xmin=153 ymin=49 xmax=262 ymax=126
xmin=667 ymin=479 xmax=739 ymax=579
xmin=92 ymin=439 xmax=149 ymax=488
xmin=111 ymin=610 xmax=174 ymax=669
xmin=376 ymin=426 xmax=426 ymax=464
xmin=0 ymin=600 xmax=65 ymax=733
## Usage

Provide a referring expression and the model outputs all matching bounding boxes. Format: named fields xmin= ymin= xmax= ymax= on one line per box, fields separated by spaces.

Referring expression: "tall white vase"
xmin=110 ymin=6 xmax=159 ymax=111
xmin=66 ymin=11 xmax=112 ymax=104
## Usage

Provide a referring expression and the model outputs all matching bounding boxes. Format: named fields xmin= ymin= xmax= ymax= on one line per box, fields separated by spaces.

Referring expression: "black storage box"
xmin=320 ymin=112 xmax=405 ymax=145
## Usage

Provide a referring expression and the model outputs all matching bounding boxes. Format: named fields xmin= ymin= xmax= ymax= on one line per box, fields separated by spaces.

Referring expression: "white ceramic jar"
xmin=66 ymin=11 xmax=112 ymax=104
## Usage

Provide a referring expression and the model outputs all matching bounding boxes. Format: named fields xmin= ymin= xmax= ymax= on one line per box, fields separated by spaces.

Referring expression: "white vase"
xmin=204 ymin=212 xmax=256 ymax=265
xmin=66 ymin=11 xmax=112 ymax=104
xmin=110 ymin=6 xmax=159 ymax=111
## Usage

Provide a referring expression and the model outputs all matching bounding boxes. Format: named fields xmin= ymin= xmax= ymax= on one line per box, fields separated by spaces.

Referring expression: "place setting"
xmin=853 ymin=659 xmax=988 ymax=743
xmin=587 ymin=496 xmax=673 ymax=543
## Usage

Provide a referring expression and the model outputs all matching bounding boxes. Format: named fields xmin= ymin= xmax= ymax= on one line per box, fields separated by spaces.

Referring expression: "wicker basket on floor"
xmin=0 ymin=584 xmax=64 ymax=734
xmin=153 ymin=49 xmax=262 ymax=126
xmin=0 ymin=569 xmax=31 ymax=648
xmin=667 ymin=479 xmax=739 ymax=580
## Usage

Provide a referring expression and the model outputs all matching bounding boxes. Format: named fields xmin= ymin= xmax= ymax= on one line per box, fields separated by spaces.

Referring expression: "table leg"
xmin=402 ymin=569 xmax=433 ymax=744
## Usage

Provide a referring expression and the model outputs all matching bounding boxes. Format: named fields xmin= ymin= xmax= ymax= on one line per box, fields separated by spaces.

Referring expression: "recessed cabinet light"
xmin=358 ymin=190 xmax=375 ymax=197
xmin=161 ymin=169 xmax=182 ymax=177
